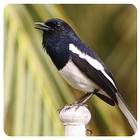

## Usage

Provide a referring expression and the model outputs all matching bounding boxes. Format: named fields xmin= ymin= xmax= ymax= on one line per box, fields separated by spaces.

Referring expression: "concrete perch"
xmin=59 ymin=105 xmax=91 ymax=136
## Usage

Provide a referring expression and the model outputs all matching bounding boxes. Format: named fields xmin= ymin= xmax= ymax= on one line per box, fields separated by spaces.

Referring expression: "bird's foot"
xmin=68 ymin=103 xmax=89 ymax=111
xmin=57 ymin=103 xmax=89 ymax=113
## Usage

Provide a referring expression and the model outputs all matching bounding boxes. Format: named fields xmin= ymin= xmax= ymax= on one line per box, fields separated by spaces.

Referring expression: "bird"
xmin=34 ymin=18 xmax=137 ymax=133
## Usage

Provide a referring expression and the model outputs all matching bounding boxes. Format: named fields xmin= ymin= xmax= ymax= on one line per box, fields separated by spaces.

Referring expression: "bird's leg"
xmin=74 ymin=92 xmax=95 ymax=110
xmin=57 ymin=93 xmax=91 ymax=112
xmin=65 ymin=92 xmax=93 ymax=110
xmin=68 ymin=89 xmax=99 ymax=110
xmin=72 ymin=92 xmax=93 ymax=104
xmin=73 ymin=89 xmax=99 ymax=105
xmin=57 ymin=89 xmax=99 ymax=112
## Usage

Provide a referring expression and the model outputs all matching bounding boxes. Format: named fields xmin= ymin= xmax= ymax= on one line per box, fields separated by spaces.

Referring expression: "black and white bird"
xmin=34 ymin=18 xmax=137 ymax=133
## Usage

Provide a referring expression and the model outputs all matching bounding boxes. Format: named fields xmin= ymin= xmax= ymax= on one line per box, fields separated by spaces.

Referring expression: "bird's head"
xmin=34 ymin=18 xmax=77 ymax=70
xmin=34 ymin=18 xmax=76 ymax=40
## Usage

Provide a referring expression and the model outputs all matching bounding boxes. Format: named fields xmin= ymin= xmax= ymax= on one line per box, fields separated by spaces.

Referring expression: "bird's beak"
xmin=34 ymin=22 xmax=53 ymax=31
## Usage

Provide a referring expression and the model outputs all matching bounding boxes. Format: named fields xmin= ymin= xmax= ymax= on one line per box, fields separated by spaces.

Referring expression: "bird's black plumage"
xmin=34 ymin=18 xmax=137 ymax=132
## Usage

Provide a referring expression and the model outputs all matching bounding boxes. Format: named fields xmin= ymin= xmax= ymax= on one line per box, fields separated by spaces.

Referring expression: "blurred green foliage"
xmin=4 ymin=4 xmax=136 ymax=136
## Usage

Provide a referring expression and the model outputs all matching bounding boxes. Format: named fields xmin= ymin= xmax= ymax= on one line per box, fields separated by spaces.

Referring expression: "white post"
xmin=59 ymin=105 xmax=91 ymax=136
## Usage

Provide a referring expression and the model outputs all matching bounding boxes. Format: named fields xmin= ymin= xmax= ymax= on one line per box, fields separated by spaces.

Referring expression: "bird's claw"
xmin=57 ymin=103 xmax=89 ymax=113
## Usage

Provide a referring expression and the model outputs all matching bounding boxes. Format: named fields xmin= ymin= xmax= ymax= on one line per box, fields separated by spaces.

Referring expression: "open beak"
xmin=34 ymin=22 xmax=53 ymax=31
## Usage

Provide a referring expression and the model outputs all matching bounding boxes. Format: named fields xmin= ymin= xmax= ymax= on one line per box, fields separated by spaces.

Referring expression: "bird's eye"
xmin=55 ymin=24 xmax=61 ymax=30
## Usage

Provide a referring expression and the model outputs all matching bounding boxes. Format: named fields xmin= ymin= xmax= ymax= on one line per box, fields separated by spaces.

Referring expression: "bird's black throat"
xmin=42 ymin=33 xmax=70 ymax=70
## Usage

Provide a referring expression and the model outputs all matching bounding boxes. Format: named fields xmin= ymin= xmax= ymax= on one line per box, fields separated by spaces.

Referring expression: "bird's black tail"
xmin=116 ymin=92 xmax=137 ymax=133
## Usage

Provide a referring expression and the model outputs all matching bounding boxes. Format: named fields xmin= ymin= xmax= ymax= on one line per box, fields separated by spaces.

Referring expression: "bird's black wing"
xmin=76 ymin=41 xmax=117 ymax=86
xmin=70 ymin=51 xmax=118 ymax=104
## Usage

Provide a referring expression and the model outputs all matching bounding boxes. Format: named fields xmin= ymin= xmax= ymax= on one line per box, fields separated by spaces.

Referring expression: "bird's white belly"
xmin=59 ymin=60 xmax=99 ymax=93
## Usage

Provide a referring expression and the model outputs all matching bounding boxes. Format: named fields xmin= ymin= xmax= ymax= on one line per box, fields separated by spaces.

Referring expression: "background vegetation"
xmin=4 ymin=4 xmax=137 ymax=136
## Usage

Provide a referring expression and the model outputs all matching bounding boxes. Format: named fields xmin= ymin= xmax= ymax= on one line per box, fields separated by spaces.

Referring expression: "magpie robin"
xmin=34 ymin=18 xmax=137 ymax=132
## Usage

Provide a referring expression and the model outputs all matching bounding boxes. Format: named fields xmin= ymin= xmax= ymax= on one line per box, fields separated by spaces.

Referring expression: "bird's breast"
xmin=59 ymin=60 xmax=99 ymax=92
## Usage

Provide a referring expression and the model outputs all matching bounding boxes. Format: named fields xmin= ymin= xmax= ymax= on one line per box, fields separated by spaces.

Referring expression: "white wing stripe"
xmin=69 ymin=43 xmax=116 ymax=88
